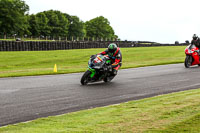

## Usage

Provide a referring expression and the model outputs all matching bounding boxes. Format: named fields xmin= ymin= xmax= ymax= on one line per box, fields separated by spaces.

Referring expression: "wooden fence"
xmin=0 ymin=41 xmax=187 ymax=51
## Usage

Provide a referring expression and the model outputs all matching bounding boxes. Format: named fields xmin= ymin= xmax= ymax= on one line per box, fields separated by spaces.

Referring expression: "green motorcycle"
xmin=81 ymin=54 xmax=114 ymax=85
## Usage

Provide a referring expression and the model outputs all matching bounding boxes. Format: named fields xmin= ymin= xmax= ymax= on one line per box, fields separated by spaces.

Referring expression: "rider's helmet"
xmin=193 ymin=34 xmax=198 ymax=40
xmin=108 ymin=43 xmax=117 ymax=55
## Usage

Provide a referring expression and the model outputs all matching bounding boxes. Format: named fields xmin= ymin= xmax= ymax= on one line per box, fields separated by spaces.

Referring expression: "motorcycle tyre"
xmin=103 ymin=76 xmax=115 ymax=83
xmin=184 ymin=55 xmax=193 ymax=68
xmin=81 ymin=70 xmax=91 ymax=85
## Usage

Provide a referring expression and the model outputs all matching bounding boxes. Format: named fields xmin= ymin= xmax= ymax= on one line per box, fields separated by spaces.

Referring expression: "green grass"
xmin=0 ymin=39 xmax=15 ymax=41
xmin=0 ymin=39 xmax=54 ymax=41
xmin=0 ymin=89 xmax=199 ymax=132
xmin=0 ymin=46 xmax=198 ymax=132
xmin=0 ymin=46 xmax=185 ymax=77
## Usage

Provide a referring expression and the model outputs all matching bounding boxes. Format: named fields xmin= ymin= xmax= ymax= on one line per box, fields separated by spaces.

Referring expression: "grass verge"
xmin=0 ymin=46 xmax=185 ymax=78
xmin=0 ymin=89 xmax=199 ymax=132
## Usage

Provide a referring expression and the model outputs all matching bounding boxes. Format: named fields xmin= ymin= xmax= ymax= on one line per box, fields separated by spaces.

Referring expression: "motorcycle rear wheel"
xmin=81 ymin=70 xmax=91 ymax=85
xmin=103 ymin=76 xmax=114 ymax=82
xmin=184 ymin=55 xmax=193 ymax=68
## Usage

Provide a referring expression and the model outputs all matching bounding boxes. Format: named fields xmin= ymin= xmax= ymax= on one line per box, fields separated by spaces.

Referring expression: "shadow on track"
xmin=80 ymin=81 xmax=119 ymax=88
xmin=185 ymin=65 xmax=200 ymax=69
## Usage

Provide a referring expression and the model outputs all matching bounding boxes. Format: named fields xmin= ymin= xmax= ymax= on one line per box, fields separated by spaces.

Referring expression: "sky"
xmin=24 ymin=0 xmax=200 ymax=43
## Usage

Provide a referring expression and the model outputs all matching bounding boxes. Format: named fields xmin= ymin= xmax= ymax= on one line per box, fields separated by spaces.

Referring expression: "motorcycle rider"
xmin=191 ymin=34 xmax=200 ymax=48
xmin=98 ymin=43 xmax=122 ymax=76
xmin=191 ymin=34 xmax=200 ymax=54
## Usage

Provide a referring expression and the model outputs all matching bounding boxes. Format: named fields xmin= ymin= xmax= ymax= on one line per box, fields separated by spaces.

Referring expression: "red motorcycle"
xmin=184 ymin=44 xmax=200 ymax=68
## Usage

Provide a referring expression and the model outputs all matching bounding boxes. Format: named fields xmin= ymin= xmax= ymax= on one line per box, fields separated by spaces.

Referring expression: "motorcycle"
xmin=184 ymin=44 xmax=200 ymax=68
xmin=81 ymin=54 xmax=115 ymax=85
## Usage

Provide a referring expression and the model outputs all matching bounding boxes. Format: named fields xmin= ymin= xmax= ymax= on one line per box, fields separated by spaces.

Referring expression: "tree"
xmin=28 ymin=14 xmax=39 ymax=37
xmin=65 ymin=15 xmax=86 ymax=39
xmin=36 ymin=12 xmax=50 ymax=37
xmin=85 ymin=16 xmax=116 ymax=40
xmin=0 ymin=0 xmax=29 ymax=36
xmin=43 ymin=10 xmax=69 ymax=37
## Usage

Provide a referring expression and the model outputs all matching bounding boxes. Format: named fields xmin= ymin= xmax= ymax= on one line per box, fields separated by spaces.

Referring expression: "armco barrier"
xmin=0 ymin=41 xmax=187 ymax=51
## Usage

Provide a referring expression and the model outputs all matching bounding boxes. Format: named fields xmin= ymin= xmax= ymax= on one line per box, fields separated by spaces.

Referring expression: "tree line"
xmin=0 ymin=0 xmax=118 ymax=40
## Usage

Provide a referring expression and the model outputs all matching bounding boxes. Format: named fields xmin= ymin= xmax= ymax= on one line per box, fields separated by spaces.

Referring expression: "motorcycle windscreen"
xmin=92 ymin=55 xmax=106 ymax=69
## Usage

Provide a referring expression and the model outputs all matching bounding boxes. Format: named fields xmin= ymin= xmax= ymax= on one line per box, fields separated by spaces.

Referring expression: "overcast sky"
xmin=24 ymin=0 xmax=200 ymax=43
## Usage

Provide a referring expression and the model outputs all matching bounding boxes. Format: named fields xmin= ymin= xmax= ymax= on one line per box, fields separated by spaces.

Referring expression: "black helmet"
xmin=193 ymin=34 xmax=198 ymax=40
xmin=108 ymin=43 xmax=117 ymax=53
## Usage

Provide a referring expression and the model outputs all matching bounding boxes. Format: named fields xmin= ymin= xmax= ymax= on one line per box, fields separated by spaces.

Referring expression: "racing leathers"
xmin=191 ymin=38 xmax=200 ymax=49
xmin=191 ymin=38 xmax=200 ymax=55
xmin=99 ymin=47 xmax=122 ymax=75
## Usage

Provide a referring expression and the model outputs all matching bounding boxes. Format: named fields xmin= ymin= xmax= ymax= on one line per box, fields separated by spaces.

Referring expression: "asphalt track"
xmin=1 ymin=63 xmax=200 ymax=126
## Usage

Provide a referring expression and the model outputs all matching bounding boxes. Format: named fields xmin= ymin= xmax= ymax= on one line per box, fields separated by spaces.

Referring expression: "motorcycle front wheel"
xmin=184 ymin=55 xmax=193 ymax=68
xmin=81 ymin=70 xmax=91 ymax=85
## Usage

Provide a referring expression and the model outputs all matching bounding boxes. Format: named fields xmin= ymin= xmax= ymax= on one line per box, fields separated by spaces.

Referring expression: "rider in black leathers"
xmin=191 ymin=34 xmax=200 ymax=48
xmin=191 ymin=34 xmax=200 ymax=55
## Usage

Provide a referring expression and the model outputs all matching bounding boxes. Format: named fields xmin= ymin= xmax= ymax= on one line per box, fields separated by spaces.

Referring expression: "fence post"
xmin=13 ymin=35 xmax=16 ymax=40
